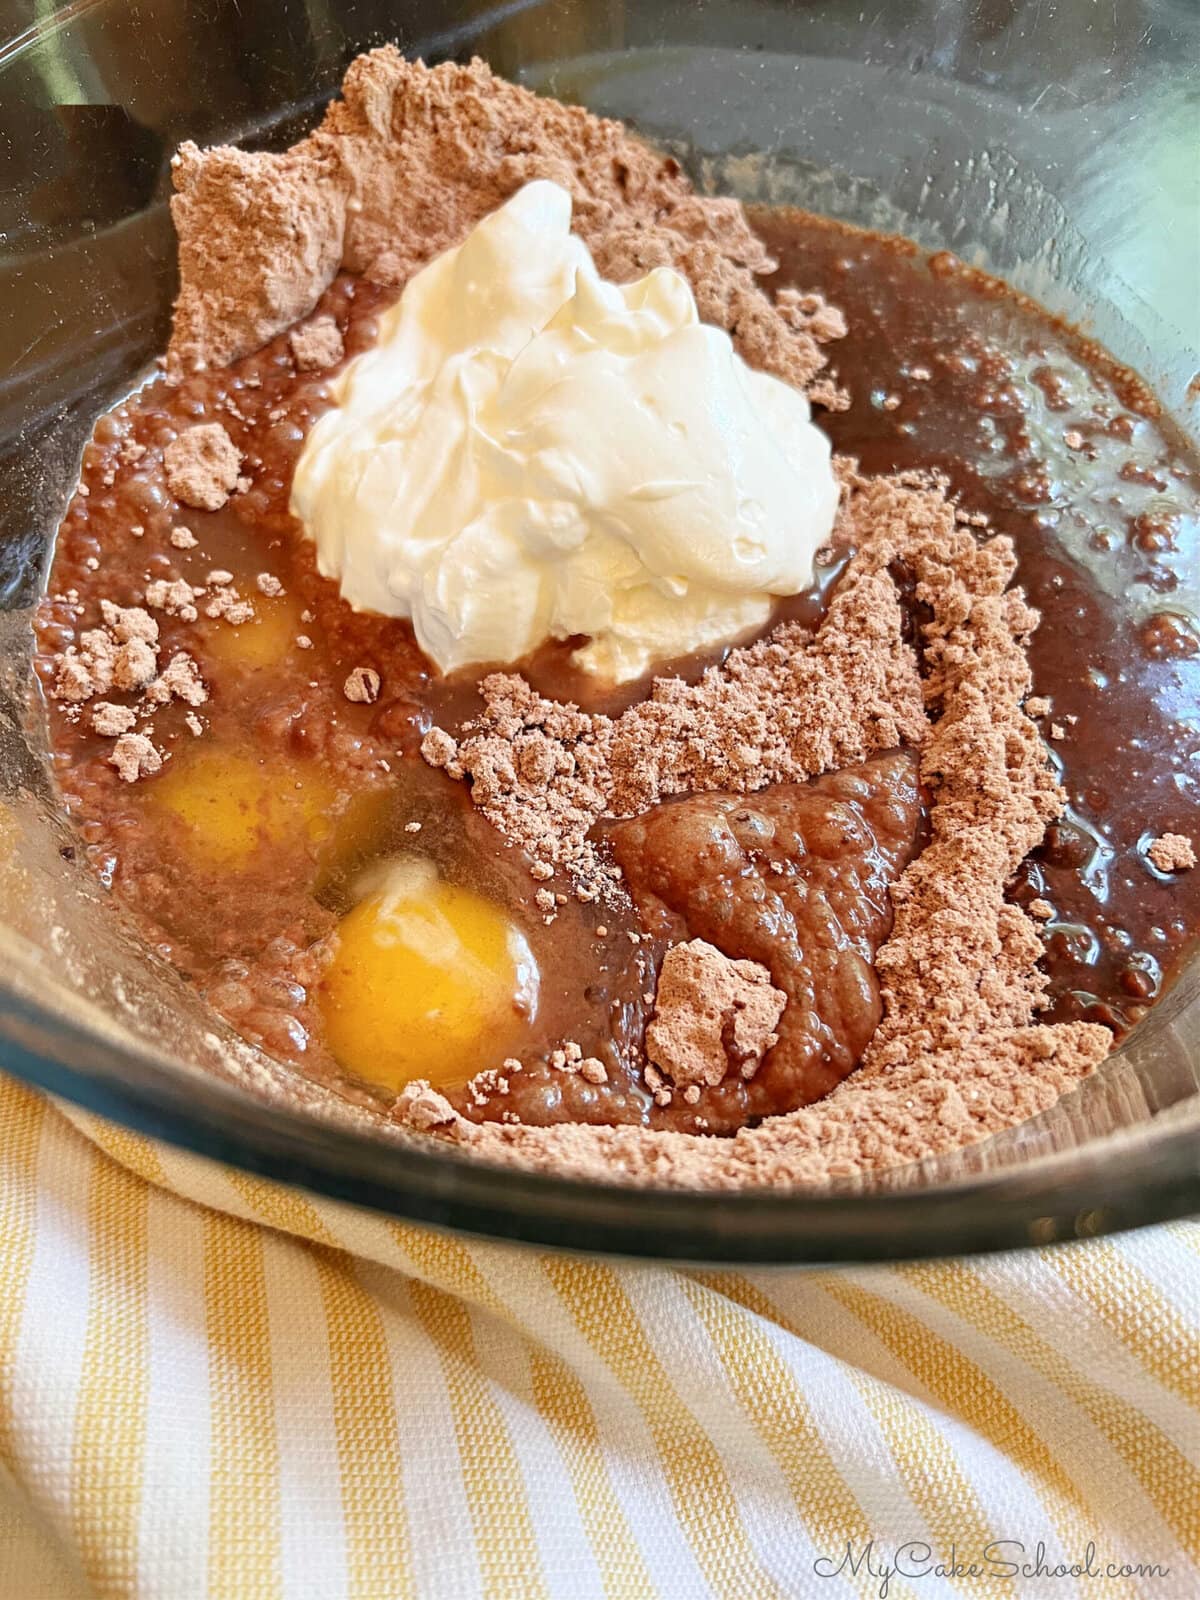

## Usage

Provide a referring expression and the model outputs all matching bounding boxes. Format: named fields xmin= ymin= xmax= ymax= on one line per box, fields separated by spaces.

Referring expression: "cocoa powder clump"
xmin=108 ymin=733 xmax=163 ymax=784
xmin=99 ymin=602 xmax=158 ymax=645
xmin=289 ymin=315 xmax=345 ymax=372
xmin=144 ymin=579 xmax=199 ymax=621
xmin=167 ymin=51 xmax=841 ymax=400
xmin=91 ymin=702 xmax=136 ymax=737
xmin=54 ymin=631 xmax=114 ymax=702
xmin=144 ymin=652 xmax=208 ymax=708
xmin=647 ymin=941 xmax=785 ymax=1089
xmin=52 ymin=606 xmax=161 ymax=704
xmin=163 ymin=423 xmax=242 ymax=510
xmin=1147 ymin=833 xmax=1196 ymax=873
xmin=343 ymin=666 xmax=381 ymax=705
xmin=110 ymin=638 xmax=157 ymax=692
xmin=393 ymin=1082 xmax=458 ymax=1131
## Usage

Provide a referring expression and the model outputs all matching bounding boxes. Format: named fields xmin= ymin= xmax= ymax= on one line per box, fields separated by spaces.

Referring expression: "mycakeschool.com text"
xmin=812 ymin=1540 xmax=1171 ymax=1596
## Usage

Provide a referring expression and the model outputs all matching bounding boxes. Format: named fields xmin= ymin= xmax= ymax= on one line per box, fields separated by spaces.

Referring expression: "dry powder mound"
xmin=108 ymin=732 xmax=163 ymax=784
xmin=398 ymin=469 xmax=1112 ymax=1185
xmin=407 ymin=1022 xmax=1108 ymax=1189
xmin=167 ymin=50 xmax=840 ymax=397
xmin=426 ymin=503 xmax=928 ymax=893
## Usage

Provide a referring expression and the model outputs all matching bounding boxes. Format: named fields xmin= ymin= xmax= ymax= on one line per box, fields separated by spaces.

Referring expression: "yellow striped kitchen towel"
xmin=0 ymin=1071 xmax=1196 ymax=1600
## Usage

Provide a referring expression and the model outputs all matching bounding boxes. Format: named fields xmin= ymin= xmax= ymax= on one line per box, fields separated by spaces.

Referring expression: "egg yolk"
xmin=317 ymin=857 xmax=538 ymax=1091
xmin=148 ymin=747 xmax=336 ymax=871
xmin=202 ymin=595 xmax=303 ymax=671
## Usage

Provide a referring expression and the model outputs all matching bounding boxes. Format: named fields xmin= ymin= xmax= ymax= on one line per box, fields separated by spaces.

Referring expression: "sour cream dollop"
xmin=291 ymin=180 xmax=839 ymax=682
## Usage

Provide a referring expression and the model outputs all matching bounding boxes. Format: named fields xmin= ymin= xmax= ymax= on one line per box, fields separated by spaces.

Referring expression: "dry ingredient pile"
xmin=34 ymin=50 xmax=1200 ymax=1188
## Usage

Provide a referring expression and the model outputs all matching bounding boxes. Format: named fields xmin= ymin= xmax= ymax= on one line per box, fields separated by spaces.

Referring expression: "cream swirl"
xmin=292 ymin=180 xmax=838 ymax=681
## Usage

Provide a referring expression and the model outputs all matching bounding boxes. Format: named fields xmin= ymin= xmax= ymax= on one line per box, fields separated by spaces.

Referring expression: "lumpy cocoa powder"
xmin=33 ymin=56 xmax=1200 ymax=1187
xmin=167 ymin=48 xmax=839 ymax=404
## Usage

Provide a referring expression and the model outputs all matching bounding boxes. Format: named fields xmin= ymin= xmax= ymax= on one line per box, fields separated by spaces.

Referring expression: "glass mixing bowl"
xmin=2 ymin=0 xmax=1198 ymax=1262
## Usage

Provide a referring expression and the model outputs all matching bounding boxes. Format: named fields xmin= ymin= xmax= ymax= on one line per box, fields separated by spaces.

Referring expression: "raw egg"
xmin=148 ymin=746 xmax=335 ymax=871
xmin=317 ymin=857 xmax=538 ymax=1090
xmin=202 ymin=595 xmax=303 ymax=672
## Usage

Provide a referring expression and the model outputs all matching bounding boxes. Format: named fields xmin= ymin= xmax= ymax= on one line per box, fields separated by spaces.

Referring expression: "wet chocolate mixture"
xmin=754 ymin=214 xmax=1199 ymax=1035
xmin=35 ymin=211 xmax=1200 ymax=1136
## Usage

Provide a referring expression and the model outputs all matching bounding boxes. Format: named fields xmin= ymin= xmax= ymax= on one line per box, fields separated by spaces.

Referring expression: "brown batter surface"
xmin=755 ymin=212 xmax=1200 ymax=1037
xmin=32 ymin=54 xmax=1199 ymax=1186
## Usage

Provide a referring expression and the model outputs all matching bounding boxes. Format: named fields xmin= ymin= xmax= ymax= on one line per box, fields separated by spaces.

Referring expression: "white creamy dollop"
xmin=291 ymin=180 xmax=839 ymax=681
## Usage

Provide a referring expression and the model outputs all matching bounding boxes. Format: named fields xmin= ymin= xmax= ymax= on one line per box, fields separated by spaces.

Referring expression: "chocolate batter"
xmin=754 ymin=212 xmax=1200 ymax=1036
xmin=34 ymin=207 xmax=1199 ymax=1143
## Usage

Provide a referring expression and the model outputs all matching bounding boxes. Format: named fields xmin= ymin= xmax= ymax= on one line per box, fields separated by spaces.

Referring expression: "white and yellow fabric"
xmin=0 ymin=1070 xmax=1196 ymax=1600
